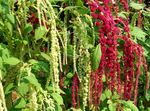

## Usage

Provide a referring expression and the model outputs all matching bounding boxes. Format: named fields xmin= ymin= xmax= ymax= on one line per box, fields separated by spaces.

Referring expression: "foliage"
xmin=0 ymin=0 xmax=149 ymax=111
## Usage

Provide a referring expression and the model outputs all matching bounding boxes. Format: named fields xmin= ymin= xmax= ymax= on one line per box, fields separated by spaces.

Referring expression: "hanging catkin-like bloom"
xmin=133 ymin=45 xmax=143 ymax=105
xmin=123 ymin=38 xmax=135 ymax=100
xmin=87 ymin=0 xmax=120 ymax=103
xmin=86 ymin=0 xmax=149 ymax=107
xmin=71 ymin=73 xmax=79 ymax=108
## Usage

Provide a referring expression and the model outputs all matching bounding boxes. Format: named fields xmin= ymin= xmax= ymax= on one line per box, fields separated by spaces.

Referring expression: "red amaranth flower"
xmin=71 ymin=73 xmax=79 ymax=108
xmin=86 ymin=0 xmax=149 ymax=107
xmin=133 ymin=45 xmax=143 ymax=105
xmin=123 ymin=39 xmax=135 ymax=100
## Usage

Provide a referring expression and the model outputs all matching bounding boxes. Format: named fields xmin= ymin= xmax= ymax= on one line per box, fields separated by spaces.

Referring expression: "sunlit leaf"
xmin=24 ymin=23 xmax=33 ymax=34
xmin=66 ymin=72 xmax=73 ymax=78
xmin=120 ymin=100 xmax=139 ymax=111
xmin=105 ymin=89 xmax=112 ymax=99
xmin=92 ymin=44 xmax=101 ymax=71
xmin=35 ymin=26 xmax=47 ymax=41
xmin=130 ymin=2 xmax=145 ymax=10
xmin=6 ymin=14 xmax=15 ymax=25
xmin=18 ymin=83 xmax=29 ymax=96
xmin=24 ymin=74 xmax=41 ymax=88
xmin=41 ymin=52 xmax=50 ymax=61
xmin=15 ymin=98 xmax=26 ymax=109
xmin=130 ymin=26 xmax=147 ymax=41
xmin=51 ymin=93 xmax=64 ymax=105
xmin=4 ymin=57 xmax=20 ymax=65
xmin=5 ymin=83 xmax=14 ymax=95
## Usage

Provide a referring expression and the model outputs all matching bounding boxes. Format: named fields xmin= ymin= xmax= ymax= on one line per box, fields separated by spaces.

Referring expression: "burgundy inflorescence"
xmin=85 ymin=0 xmax=149 ymax=107
xmin=71 ymin=73 xmax=79 ymax=108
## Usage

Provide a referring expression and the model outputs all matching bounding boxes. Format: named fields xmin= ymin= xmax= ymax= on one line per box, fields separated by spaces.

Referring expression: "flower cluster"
xmin=86 ymin=0 xmax=149 ymax=107
xmin=88 ymin=0 xmax=120 ymax=105
xmin=71 ymin=73 xmax=79 ymax=108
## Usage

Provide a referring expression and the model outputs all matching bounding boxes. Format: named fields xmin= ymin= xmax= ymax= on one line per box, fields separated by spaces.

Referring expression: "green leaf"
xmin=123 ymin=108 xmax=132 ymax=111
xmin=24 ymin=74 xmax=41 ymax=88
xmin=67 ymin=45 xmax=73 ymax=57
xmin=6 ymin=14 xmax=15 ymax=25
xmin=0 ymin=57 xmax=2 ymax=68
xmin=112 ymin=92 xmax=120 ymax=100
xmin=24 ymin=23 xmax=33 ymax=34
xmin=15 ymin=98 xmax=26 ymax=109
xmin=145 ymin=91 xmax=150 ymax=101
xmin=51 ymin=93 xmax=64 ymax=105
xmin=4 ymin=57 xmax=20 ymax=65
xmin=92 ymin=44 xmax=101 ymax=71
xmin=31 ymin=61 xmax=49 ymax=73
xmin=66 ymin=72 xmax=73 ymax=78
xmin=102 ymin=75 xmax=106 ymax=82
xmin=21 ymin=109 xmax=30 ymax=111
xmin=130 ymin=26 xmax=147 ymax=41
xmin=18 ymin=83 xmax=29 ymax=96
xmin=5 ymin=83 xmax=14 ymax=95
xmin=105 ymin=89 xmax=112 ymax=99
xmin=2 ymin=48 xmax=10 ymax=61
xmin=64 ymin=78 xmax=70 ymax=86
xmin=130 ymin=2 xmax=145 ymax=10
xmin=23 ymin=40 xmax=28 ymax=45
xmin=108 ymin=103 xmax=116 ymax=111
xmin=120 ymin=100 xmax=139 ymax=111
xmin=55 ymin=104 xmax=62 ymax=111
xmin=5 ymin=22 xmax=13 ymax=35
xmin=130 ymin=13 xmax=138 ymax=26
xmin=118 ymin=11 xmax=128 ymax=19
xmin=76 ymin=0 xmax=83 ymax=6
xmin=100 ymin=93 xmax=106 ymax=101
xmin=101 ymin=108 xmax=107 ymax=111
xmin=145 ymin=38 xmax=150 ymax=45
xmin=41 ymin=52 xmax=50 ymax=61
xmin=28 ymin=59 xmax=38 ymax=64
xmin=35 ymin=26 xmax=47 ymax=41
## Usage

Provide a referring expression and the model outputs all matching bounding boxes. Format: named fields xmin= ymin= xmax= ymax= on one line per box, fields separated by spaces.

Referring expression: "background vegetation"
xmin=0 ymin=0 xmax=149 ymax=111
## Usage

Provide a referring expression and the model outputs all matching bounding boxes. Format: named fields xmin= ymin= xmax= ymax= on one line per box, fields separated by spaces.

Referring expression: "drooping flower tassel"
xmin=71 ymin=73 xmax=79 ymax=108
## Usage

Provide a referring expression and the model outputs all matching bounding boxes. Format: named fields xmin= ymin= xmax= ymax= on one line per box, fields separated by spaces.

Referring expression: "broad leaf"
xmin=130 ymin=26 xmax=147 ymax=41
xmin=120 ymin=100 xmax=139 ymax=111
xmin=24 ymin=74 xmax=41 ymax=88
xmin=5 ymin=83 xmax=14 ymax=95
xmin=15 ymin=98 xmax=26 ymax=109
xmin=118 ymin=11 xmax=128 ymax=19
xmin=51 ymin=93 xmax=64 ymax=105
xmin=130 ymin=2 xmax=145 ymax=10
xmin=35 ymin=26 xmax=47 ymax=41
xmin=92 ymin=44 xmax=101 ymax=71
xmin=100 ymin=93 xmax=106 ymax=101
xmin=6 ymin=14 xmax=15 ymax=25
xmin=55 ymin=104 xmax=62 ymax=111
xmin=18 ymin=83 xmax=29 ymax=96
xmin=28 ymin=59 xmax=38 ymax=64
xmin=76 ymin=0 xmax=83 ymax=6
xmin=105 ymin=89 xmax=112 ymax=99
xmin=24 ymin=23 xmax=33 ymax=34
xmin=4 ymin=57 xmax=20 ymax=65
xmin=41 ymin=52 xmax=50 ymax=61
xmin=108 ymin=103 xmax=117 ymax=111
xmin=66 ymin=72 xmax=73 ymax=78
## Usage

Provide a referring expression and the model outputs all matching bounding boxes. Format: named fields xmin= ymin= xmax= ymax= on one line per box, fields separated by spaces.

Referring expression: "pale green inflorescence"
xmin=83 ymin=50 xmax=91 ymax=111
xmin=78 ymin=46 xmax=91 ymax=111
xmin=63 ymin=27 xmax=68 ymax=65
xmin=0 ymin=69 xmax=7 ymax=111
xmin=49 ymin=1 xmax=60 ymax=90
xmin=29 ymin=88 xmax=38 ymax=111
